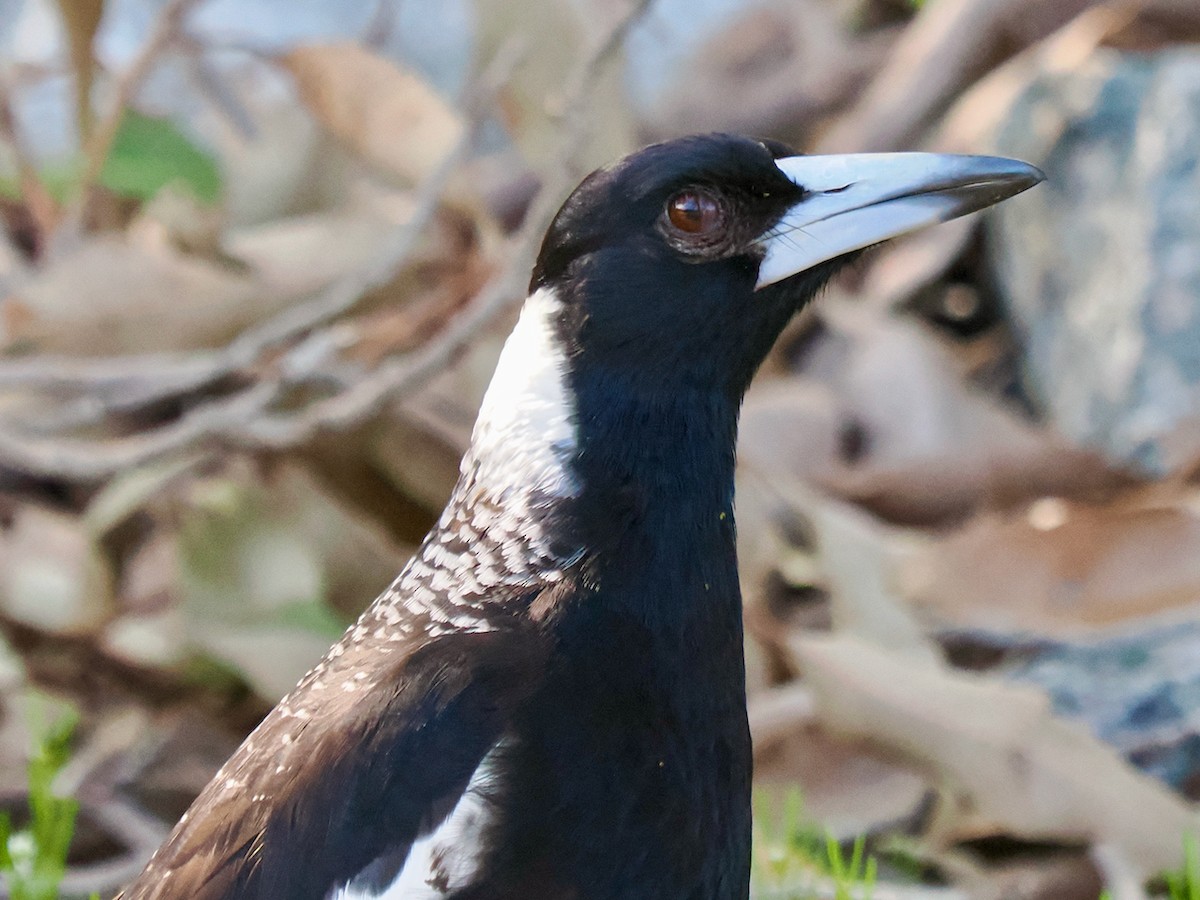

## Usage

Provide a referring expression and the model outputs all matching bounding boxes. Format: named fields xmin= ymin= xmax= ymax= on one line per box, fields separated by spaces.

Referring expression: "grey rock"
xmin=989 ymin=48 xmax=1200 ymax=474
xmin=1005 ymin=619 xmax=1200 ymax=795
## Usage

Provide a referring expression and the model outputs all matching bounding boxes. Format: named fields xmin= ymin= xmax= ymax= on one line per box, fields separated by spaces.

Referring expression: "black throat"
xmin=491 ymin=345 xmax=752 ymax=899
xmin=567 ymin=361 xmax=742 ymax=643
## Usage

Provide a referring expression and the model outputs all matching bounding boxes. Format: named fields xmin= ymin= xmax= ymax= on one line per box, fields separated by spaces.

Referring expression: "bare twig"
xmin=64 ymin=0 xmax=206 ymax=233
xmin=183 ymin=43 xmax=258 ymax=140
xmin=816 ymin=0 xmax=1099 ymax=153
xmin=239 ymin=0 xmax=656 ymax=447
xmin=54 ymin=0 xmax=106 ymax=144
xmin=0 ymin=77 xmax=59 ymax=240
xmin=0 ymin=37 xmax=525 ymax=409
xmin=0 ymin=36 xmax=529 ymax=477
xmin=0 ymin=382 xmax=279 ymax=480
xmin=0 ymin=0 xmax=652 ymax=479
xmin=0 ymin=3 xmax=653 ymax=478
xmin=0 ymin=351 xmax=224 ymax=394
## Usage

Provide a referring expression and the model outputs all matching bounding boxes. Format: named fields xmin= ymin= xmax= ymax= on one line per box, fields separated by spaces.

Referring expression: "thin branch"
xmin=0 ymin=77 xmax=59 ymax=240
xmin=54 ymin=0 xmax=105 ymax=144
xmin=0 ymin=382 xmax=279 ymax=481
xmin=0 ymin=36 xmax=527 ymax=477
xmin=0 ymin=0 xmax=652 ymax=478
xmin=183 ymin=43 xmax=258 ymax=140
xmin=237 ymin=0 xmax=657 ymax=447
xmin=0 ymin=37 xmax=526 ymax=405
xmin=64 ymin=0 xmax=206 ymax=232
xmin=0 ymin=351 xmax=223 ymax=393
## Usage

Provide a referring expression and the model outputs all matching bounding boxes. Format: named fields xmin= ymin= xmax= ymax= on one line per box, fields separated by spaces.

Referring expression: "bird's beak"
xmin=755 ymin=153 xmax=1044 ymax=289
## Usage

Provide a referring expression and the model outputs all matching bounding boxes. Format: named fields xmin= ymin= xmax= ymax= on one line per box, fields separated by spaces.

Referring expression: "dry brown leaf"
xmin=818 ymin=312 xmax=1029 ymax=470
xmin=2 ymin=192 xmax=422 ymax=354
xmin=5 ymin=234 xmax=259 ymax=354
xmin=194 ymin=68 xmax=349 ymax=227
xmin=738 ymin=388 xmax=939 ymax=669
xmin=733 ymin=463 xmax=809 ymax=690
xmin=821 ymin=445 xmax=1128 ymax=529
xmin=368 ymin=416 xmax=464 ymax=519
xmin=751 ymin=681 xmax=930 ymax=839
xmin=759 ymin=732 xmax=929 ymax=840
xmin=902 ymin=489 xmax=1200 ymax=636
xmin=281 ymin=42 xmax=463 ymax=186
xmin=789 ymin=633 xmax=1198 ymax=879
xmin=0 ymin=505 xmax=112 ymax=635
xmin=962 ymin=852 xmax=1104 ymax=900
xmin=346 ymin=206 xmax=498 ymax=366
xmin=173 ymin=460 xmax=411 ymax=699
xmin=803 ymin=491 xmax=938 ymax=662
xmin=857 ymin=218 xmax=976 ymax=313
xmin=223 ymin=187 xmax=420 ymax=298
xmin=738 ymin=378 xmax=844 ymax=482
xmin=790 ymin=312 xmax=1129 ymax=525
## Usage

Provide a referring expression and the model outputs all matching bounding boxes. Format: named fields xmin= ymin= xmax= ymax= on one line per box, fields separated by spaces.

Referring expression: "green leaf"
xmin=0 ymin=812 xmax=12 ymax=870
xmin=0 ymin=707 xmax=81 ymax=900
xmin=1166 ymin=834 xmax=1200 ymax=900
xmin=751 ymin=786 xmax=880 ymax=898
xmin=0 ymin=166 xmax=80 ymax=204
xmin=0 ymin=112 xmax=221 ymax=205
xmin=98 ymin=111 xmax=221 ymax=203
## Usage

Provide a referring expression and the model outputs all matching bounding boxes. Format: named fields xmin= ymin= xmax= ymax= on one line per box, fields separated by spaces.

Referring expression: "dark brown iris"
xmin=665 ymin=190 xmax=723 ymax=235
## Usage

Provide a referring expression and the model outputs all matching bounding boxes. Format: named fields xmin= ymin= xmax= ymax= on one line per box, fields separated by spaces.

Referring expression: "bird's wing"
xmin=116 ymin=611 xmax=552 ymax=900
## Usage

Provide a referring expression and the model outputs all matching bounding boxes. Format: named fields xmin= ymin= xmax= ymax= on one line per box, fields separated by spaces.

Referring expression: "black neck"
xmin=564 ymin=363 xmax=743 ymax=653
xmin=507 ymin=363 xmax=753 ymax=900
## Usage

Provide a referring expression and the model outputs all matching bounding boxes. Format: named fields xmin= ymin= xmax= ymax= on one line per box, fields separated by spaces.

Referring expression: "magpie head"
xmin=466 ymin=134 xmax=1040 ymax=506
xmin=531 ymin=133 xmax=1042 ymax=397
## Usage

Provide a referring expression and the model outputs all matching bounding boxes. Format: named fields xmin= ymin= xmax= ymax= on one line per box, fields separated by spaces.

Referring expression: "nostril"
xmin=823 ymin=183 xmax=853 ymax=194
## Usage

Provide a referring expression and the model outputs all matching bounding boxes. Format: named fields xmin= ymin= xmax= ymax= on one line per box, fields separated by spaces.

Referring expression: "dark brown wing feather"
xmin=116 ymin=621 xmax=550 ymax=900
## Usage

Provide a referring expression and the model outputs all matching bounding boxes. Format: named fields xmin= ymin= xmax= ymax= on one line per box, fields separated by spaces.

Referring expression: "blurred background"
xmin=0 ymin=0 xmax=1199 ymax=897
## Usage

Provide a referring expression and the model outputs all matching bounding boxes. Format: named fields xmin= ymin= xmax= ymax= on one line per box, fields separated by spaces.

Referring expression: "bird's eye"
xmin=665 ymin=190 xmax=724 ymax=236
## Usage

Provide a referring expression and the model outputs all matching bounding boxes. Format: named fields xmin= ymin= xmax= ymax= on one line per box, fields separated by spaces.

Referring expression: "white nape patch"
xmin=341 ymin=289 xmax=585 ymax=645
xmin=329 ymin=742 xmax=508 ymax=900
xmin=467 ymin=286 xmax=578 ymax=500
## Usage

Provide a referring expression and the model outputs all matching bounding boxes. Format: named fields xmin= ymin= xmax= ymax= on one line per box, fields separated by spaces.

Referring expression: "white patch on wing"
xmin=467 ymin=286 xmax=578 ymax=501
xmin=329 ymin=742 xmax=508 ymax=899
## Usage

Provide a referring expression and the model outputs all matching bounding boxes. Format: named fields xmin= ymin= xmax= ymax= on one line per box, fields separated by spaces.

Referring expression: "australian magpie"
xmin=117 ymin=133 xmax=1041 ymax=900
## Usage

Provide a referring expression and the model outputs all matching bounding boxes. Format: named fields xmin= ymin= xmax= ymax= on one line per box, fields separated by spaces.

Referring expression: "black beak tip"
xmin=996 ymin=158 xmax=1046 ymax=194
xmin=957 ymin=156 xmax=1045 ymax=212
